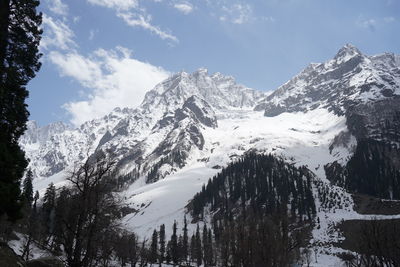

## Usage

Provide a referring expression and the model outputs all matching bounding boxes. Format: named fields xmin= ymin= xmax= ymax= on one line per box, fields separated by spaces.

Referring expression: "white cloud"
xmin=174 ymin=3 xmax=193 ymax=15
xmin=50 ymin=47 xmax=169 ymax=126
xmin=87 ymin=0 xmax=138 ymax=11
xmin=87 ymin=0 xmax=178 ymax=42
xmin=41 ymin=15 xmax=77 ymax=51
xmin=220 ymin=3 xmax=253 ymax=24
xmin=46 ymin=0 xmax=68 ymax=16
xmin=117 ymin=12 xmax=178 ymax=42
xmin=49 ymin=51 xmax=102 ymax=86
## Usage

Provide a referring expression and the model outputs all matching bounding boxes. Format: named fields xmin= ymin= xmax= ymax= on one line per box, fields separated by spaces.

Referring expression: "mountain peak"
xmin=334 ymin=43 xmax=362 ymax=63
xmin=194 ymin=67 xmax=208 ymax=74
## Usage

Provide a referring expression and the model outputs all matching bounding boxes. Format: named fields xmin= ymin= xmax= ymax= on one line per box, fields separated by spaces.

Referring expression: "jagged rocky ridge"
xmin=21 ymin=45 xmax=400 ymax=191
xmin=17 ymin=44 xmax=400 ymax=265
xmin=253 ymin=44 xmax=400 ymax=198
xmin=21 ymin=69 xmax=264 ymax=181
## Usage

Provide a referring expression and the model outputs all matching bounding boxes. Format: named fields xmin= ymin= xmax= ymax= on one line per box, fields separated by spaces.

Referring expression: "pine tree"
xmin=171 ymin=220 xmax=178 ymax=265
xmin=165 ymin=241 xmax=172 ymax=264
xmin=202 ymin=224 xmax=208 ymax=266
xmin=195 ymin=224 xmax=202 ymax=266
xmin=33 ymin=190 xmax=39 ymax=211
xmin=150 ymin=229 xmax=158 ymax=263
xmin=0 ymin=0 xmax=42 ymax=221
xmin=208 ymin=228 xmax=214 ymax=265
xmin=190 ymin=233 xmax=196 ymax=265
xmin=159 ymin=224 xmax=165 ymax=266
xmin=183 ymin=215 xmax=189 ymax=263
xmin=177 ymin=235 xmax=183 ymax=264
xmin=42 ymin=182 xmax=56 ymax=235
xmin=22 ymin=168 xmax=34 ymax=204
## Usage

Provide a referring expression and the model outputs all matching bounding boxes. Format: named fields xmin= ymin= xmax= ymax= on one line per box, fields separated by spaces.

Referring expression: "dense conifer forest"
xmin=191 ymin=152 xmax=316 ymax=221
xmin=326 ymin=140 xmax=400 ymax=199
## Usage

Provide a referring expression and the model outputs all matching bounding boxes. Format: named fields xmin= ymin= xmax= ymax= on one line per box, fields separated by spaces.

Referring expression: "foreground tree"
xmin=22 ymin=169 xmax=34 ymax=205
xmin=0 ymin=0 xmax=42 ymax=221
xmin=56 ymin=153 xmax=121 ymax=267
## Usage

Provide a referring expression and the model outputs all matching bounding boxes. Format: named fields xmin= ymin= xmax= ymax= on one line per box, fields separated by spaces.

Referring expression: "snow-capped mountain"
xmin=257 ymin=44 xmax=400 ymax=152
xmin=19 ymin=45 xmax=400 ymax=265
xmin=21 ymin=69 xmax=265 ymax=179
xmin=257 ymin=44 xmax=400 ymax=117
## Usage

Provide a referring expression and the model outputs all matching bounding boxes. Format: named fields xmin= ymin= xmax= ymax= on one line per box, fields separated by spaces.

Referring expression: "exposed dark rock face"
xmin=260 ymin=45 xmax=400 ymax=199
xmin=143 ymin=96 xmax=217 ymax=183
xmin=21 ymin=69 xmax=262 ymax=179
xmin=346 ymin=97 xmax=400 ymax=145
xmin=261 ymin=45 xmax=400 ymax=118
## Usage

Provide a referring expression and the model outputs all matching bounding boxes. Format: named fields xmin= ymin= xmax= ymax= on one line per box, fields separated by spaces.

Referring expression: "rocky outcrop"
xmin=261 ymin=44 xmax=400 ymax=117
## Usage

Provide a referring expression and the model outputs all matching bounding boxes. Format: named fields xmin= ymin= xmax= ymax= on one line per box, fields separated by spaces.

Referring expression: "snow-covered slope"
xmin=21 ymin=69 xmax=265 ymax=180
xmin=20 ymin=45 xmax=400 ymax=265
xmin=258 ymin=44 xmax=400 ymax=117
xmin=122 ymin=108 xmax=351 ymax=237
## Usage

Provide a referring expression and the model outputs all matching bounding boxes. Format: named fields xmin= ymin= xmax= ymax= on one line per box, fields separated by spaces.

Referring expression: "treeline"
xmin=2 ymin=152 xmax=318 ymax=266
xmin=145 ymin=218 xmax=214 ymax=267
xmin=326 ymin=140 xmax=400 ymax=199
xmin=113 ymin=149 xmax=188 ymax=188
xmin=339 ymin=219 xmax=400 ymax=267
xmin=146 ymin=150 xmax=187 ymax=184
xmin=146 ymin=213 xmax=308 ymax=267
xmin=183 ymin=153 xmax=317 ymax=266
xmin=1 ymin=154 xmax=155 ymax=267
xmin=191 ymin=152 xmax=316 ymax=221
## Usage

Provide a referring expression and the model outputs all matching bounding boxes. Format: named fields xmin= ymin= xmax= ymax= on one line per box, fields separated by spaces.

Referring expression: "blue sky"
xmin=28 ymin=0 xmax=400 ymax=126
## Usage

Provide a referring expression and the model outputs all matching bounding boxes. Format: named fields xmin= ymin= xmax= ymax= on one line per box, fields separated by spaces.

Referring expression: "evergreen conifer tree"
xmin=42 ymin=182 xmax=56 ymax=234
xmin=0 ymin=0 xmax=42 ymax=221
xmin=195 ymin=224 xmax=202 ymax=266
xmin=159 ymin=224 xmax=165 ymax=266
xmin=190 ymin=233 xmax=196 ymax=265
xmin=171 ymin=220 xmax=178 ymax=265
xmin=150 ymin=229 xmax=158 ymax=263
xmin=183 ymin=215 xmax=189 ymax=263
xmin=22 ymin=168 xmax=34 ymax=205
xmin=33 ymin=190 xmax=39 ymax=211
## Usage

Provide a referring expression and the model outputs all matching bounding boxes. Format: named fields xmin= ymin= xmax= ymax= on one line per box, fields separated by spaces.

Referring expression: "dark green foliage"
xmin=159 ymin=224 xmax=165 ymax=265
xmin=195 ymin=224 xmax=202 ymax=266
xmin=191 ymin=152 xmax=316 ymax=221
xmin=22 ymin=169 xmax=34 ymax=205
xmin=0 ymin=0 xmax=42 ymax=221
xmin=326 ymin=140 xmax=400 ymax=199
xmin=215 ymin=214 xmax=305 ymax=267
xmin=339 ymin=219 xmax=400 ymax=266
xmin=182 ymin=215 xmax=189 ymax=263
xmin=115 ymin=167 xmax=140 ymax=190
xmin=41 ymin=183 xmax=56 ymax=236
xmin=170 ymin=220 xmax=178 ymax=265
xmin=186 ymin=153 xmax=315 ymax=266
xmin=146 ymin=150 xmax=187 ymax=183
xmin=150 ymin=229 xmax=158 ymax=263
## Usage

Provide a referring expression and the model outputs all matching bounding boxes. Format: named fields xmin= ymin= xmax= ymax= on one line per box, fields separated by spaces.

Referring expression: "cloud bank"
xmin=49 ymin=47 xmax=169 ymax=126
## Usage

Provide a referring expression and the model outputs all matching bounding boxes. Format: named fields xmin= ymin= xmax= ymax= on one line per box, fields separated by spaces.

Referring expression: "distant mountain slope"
xmin=19 ymin=45 xmax=400 ymax=265
xmin=258 ymin=44 xmax=400 ymax=118
xmin=21 ymin=69 xmax=265 ymax=179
